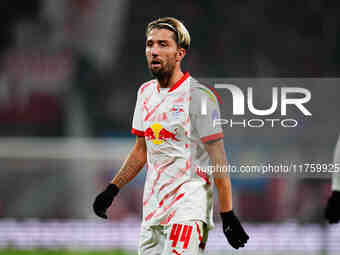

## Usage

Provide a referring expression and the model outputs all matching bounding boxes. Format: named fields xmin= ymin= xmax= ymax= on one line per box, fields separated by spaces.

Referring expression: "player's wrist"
xmin=106 ymin=183 xmax=120 ymax=197
xmin=220 ymin=210 xmax=235 ymax=223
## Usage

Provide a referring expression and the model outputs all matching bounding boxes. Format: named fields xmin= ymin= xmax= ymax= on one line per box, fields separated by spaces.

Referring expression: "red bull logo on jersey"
xmin=145 ymin=123 xmax=179 ymax=145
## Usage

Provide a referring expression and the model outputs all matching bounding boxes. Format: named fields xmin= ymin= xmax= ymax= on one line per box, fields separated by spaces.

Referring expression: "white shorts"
xmin=138 ymin=220 xmax=208 ymax=255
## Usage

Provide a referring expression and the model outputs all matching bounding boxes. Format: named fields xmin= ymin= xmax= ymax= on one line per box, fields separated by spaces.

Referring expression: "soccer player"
xmin=93 ymin=17 xmax=249 ymax=254
xmin=325 ymin=134 xmax=340 ymax=224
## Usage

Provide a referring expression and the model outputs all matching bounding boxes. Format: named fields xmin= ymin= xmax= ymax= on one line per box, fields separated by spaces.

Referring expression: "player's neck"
xmin=158 ymin=69 xmax=184 ymax=89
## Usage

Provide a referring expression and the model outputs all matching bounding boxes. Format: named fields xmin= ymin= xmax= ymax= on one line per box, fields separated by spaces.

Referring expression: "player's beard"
xmin=148 ymin=58 xmax=176 ymax=86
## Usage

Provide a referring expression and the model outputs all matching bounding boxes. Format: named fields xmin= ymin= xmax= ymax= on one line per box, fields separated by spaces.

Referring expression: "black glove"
xmin=221 ymin=210 xmax=249 ymax=249
xmin=325 ymin=191 xmax=340 ymax=224
xmin=93 ymin=184 xmax=119 ymax=219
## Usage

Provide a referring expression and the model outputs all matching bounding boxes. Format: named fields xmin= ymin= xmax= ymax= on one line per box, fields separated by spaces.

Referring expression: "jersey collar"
xmin=156 ymin=72 xmax=190 ymax=93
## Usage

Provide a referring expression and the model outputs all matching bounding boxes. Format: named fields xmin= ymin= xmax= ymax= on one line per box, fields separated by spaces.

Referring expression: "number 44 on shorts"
xmin=170 ymin=224 xmax=193 ymax=249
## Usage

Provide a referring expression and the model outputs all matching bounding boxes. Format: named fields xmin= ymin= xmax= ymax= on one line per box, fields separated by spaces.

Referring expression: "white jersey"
xmin=131 ymin=72 xmax=223 ymax=229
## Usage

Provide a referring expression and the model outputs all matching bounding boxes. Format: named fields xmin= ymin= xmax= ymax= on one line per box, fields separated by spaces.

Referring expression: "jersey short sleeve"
xmin=190 ymin=86 xmax=224 ymax=143
xmin=131 ymin=87 xmax=145 ymax=136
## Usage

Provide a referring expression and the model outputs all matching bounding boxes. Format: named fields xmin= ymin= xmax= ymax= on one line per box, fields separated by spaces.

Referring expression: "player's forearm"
xmin=332 ymin=173 xmax=340 ymax=191
xmin=214 ymin=173 xmax=233 ymax=212
xmin=332 ymin=135 xmax=340 ymax=191
xmin=210 ymin=153 xmax=233 ymax=212
xmin=110 ymin=144 xmax=146 ymax=189
xmin=204 ymin=139 xmax=233 ymax=212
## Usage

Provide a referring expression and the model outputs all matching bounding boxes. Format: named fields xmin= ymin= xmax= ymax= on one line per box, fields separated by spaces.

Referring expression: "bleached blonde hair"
xmin=146 ymin=17 xmax=191 ymax=50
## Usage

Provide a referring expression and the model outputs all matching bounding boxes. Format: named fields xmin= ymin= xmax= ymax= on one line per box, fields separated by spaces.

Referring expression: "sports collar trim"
xmin=156 ymin=72 xmax=190 ymax=93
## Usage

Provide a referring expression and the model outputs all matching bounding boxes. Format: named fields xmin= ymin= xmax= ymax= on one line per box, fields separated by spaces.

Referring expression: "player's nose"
xmin=151 ymin=50 xmax=159 ymax=58
xmin=150 ymin=45 xmax=160 ymax=56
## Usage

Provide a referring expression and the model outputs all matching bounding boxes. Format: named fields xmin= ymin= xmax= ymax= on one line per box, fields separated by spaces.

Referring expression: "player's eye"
xmin=146 ymin=41 xmax=153 ymax=47
xmin=160 ymin=42 xmax=167 ymax=47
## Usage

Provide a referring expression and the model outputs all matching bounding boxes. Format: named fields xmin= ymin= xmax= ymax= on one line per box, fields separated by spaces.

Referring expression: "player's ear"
xmin=176 ymin=48 xmax=186 ymax=62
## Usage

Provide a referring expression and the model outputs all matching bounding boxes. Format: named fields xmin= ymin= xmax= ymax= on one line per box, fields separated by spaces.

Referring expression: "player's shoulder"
xmin=189 ymin=77 xmax=222 ymax=105
xmin=138 ymin=79 xmax=158 ymax=96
